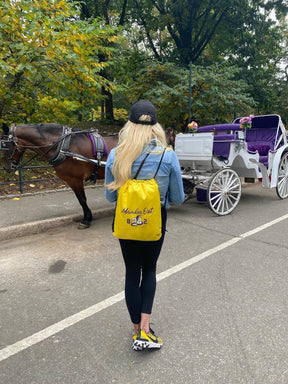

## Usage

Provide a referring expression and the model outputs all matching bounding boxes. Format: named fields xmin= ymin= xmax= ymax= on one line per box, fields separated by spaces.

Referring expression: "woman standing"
xmin=105 ymin=100 xmax=184 ymax=351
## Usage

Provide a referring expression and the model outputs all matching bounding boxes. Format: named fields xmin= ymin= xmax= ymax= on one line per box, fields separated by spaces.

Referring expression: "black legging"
xmin=119 ymin=208 xmax=167 ymax=324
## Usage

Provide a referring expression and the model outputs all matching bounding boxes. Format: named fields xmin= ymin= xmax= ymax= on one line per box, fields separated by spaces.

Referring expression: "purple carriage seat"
xmin=213 ymin=134 xmax=234 ymax=159
xmin=198 ymin=123 xmax=240 ymax=160
xmin=245 ymin=130 xmax=276 ymax=167
xmin=234 ymin=115 xmax=282 ymax=167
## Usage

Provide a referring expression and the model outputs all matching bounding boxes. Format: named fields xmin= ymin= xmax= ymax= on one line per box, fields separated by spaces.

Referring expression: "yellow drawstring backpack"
xmin=113 ymin=148 xmax=166 ymax=241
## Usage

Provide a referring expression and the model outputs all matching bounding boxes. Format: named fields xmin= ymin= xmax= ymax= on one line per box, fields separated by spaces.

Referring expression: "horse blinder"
xmin=0 ymin=135 xmax=23 ymax=171
xmin=0 ymin=139 xmax=10 ymax=150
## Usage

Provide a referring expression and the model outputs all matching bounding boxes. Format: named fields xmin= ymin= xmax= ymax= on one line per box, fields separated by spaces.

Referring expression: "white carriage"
xmin=175 ymin=114 xmax=288 ymax=215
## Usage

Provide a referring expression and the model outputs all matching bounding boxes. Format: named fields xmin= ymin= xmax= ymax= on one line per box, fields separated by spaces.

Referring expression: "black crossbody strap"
xmin=134 ymin=146 xmax=166 ymax=180
xmin=153 ymin=147 xmax=166 ymax=178
xmin=133 ymin=151 xmax=151 ymax=179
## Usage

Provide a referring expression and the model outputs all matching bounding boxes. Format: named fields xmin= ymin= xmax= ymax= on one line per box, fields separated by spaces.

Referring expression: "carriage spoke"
xmin=228 ymin=180 xmax=241 ymax=190
xmin=225 ymin=196 xmax=231 ymax=213
xmin=227 ymin=194 xmax=237 ymax=207
xmin=278 ymin=177 xmax=285 ymax=189
xmin=280 ymin=175 xmax=288 ymax=197
xmin=219 ymin=199 xmax=225 ymax=214
xmin=215 ymin=195 xmax=224 ymax=213
xmin=222 ymin=197 xmax=228 ymax=211
xmin=210 ymin=192 xmax=222 ymax=206
xmin=276 ymin=152 xmax=288 ymax=199
xmin=224 ymin=173 xmax=236 ymax=190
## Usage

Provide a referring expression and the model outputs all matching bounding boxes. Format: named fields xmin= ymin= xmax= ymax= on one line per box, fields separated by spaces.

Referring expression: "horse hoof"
xmin=78 ymin=222 xmax=90 ymax=229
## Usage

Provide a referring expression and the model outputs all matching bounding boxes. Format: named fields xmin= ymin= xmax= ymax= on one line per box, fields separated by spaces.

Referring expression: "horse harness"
xmin=48 ymin=126 xmax=72 ymax=165
xmin=1 ymin=124 xmax=107 ymax=170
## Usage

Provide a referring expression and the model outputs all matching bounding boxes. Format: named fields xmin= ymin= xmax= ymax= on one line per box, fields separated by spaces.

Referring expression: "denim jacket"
xmin=105 ymin=144 xmax=185 ymax=208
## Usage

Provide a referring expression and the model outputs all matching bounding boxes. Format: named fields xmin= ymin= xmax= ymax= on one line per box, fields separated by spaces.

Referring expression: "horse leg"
xmin=57 ymin=176 xmax=93 ymax=228
xmin=54 ymin=159 xmax=94 ymax=228
xmin=73 ymin=186 xmax=93 ymax=228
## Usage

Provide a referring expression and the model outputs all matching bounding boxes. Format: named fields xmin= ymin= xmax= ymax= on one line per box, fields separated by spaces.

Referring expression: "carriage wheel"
xmin=276 ymin=151 xmax=288 ymax=199
xmin=208 ymin=168 xmax=242 ymax=216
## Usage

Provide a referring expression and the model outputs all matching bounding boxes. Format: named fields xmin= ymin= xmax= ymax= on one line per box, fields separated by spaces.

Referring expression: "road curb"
xmin=0 ymin=207 xmax=114 ymax=242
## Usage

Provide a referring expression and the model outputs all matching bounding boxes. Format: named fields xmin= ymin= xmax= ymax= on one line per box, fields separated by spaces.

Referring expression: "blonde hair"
xmin=107 ymin=115 xmax=169 ymax=191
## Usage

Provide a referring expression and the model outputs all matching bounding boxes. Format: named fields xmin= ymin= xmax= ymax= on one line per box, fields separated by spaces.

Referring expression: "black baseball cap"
xmin=129 ymin=99 xmax=158 ymax=125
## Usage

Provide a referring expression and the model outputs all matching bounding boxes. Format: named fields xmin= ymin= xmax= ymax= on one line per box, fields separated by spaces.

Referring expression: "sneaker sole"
xmin=132 ymin=343 xmax=144 ymax=351
xmin=133 ymin=340 xmax=162 ymax=350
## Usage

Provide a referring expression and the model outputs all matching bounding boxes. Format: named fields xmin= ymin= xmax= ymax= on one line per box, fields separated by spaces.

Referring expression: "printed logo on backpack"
xmin=113 ymin=148 xmax=166 ymax=241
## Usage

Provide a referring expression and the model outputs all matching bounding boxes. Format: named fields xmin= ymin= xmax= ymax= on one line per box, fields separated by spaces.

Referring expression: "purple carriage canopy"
xmin=196 ymin=115 xmax=284 ymax=165
xmin=197 ymin=114 xmax=282 ymax=132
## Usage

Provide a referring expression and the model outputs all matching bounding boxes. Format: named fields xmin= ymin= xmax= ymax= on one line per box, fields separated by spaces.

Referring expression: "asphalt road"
xmin=1 ymin=184 xmax=288 ymax=384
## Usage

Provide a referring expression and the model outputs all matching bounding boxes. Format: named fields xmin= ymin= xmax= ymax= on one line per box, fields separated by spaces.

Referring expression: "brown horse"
xmin=0 ymin=123 xmax=118 ymax=228
xmin=165 ymin=127 xmax=176 ymax=148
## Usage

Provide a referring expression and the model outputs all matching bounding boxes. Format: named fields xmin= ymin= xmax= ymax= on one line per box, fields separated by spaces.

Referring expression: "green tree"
xmin=0 ymin=0 xmax=118 ymax=124
xmin=211 ymin=1 xmax=288 ymax=118
xmin=75 ymin=0 xmax=130 ymax=121
xmin=131 ymin=0 xmax=235 ymax=65
xmin=127 ymin=62 xmax=255 ymax=129
xmin=128 ymin=1 xmax=287 ymax=65
xmin=126 ymin=0 xmax=288 ymax=119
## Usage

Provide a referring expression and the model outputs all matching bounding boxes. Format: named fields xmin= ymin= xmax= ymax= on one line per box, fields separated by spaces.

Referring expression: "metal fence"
xmin=0 ymin=164 xmax=59 ymax=194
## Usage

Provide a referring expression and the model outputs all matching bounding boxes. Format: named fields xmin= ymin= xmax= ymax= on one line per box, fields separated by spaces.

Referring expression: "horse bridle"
xmin=0 ymin=126 xmax=24 ymax=171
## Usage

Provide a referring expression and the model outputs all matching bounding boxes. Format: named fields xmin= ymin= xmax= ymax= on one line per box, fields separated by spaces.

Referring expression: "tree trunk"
xmin=101 ymin=85 xmax=114 ymax=121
